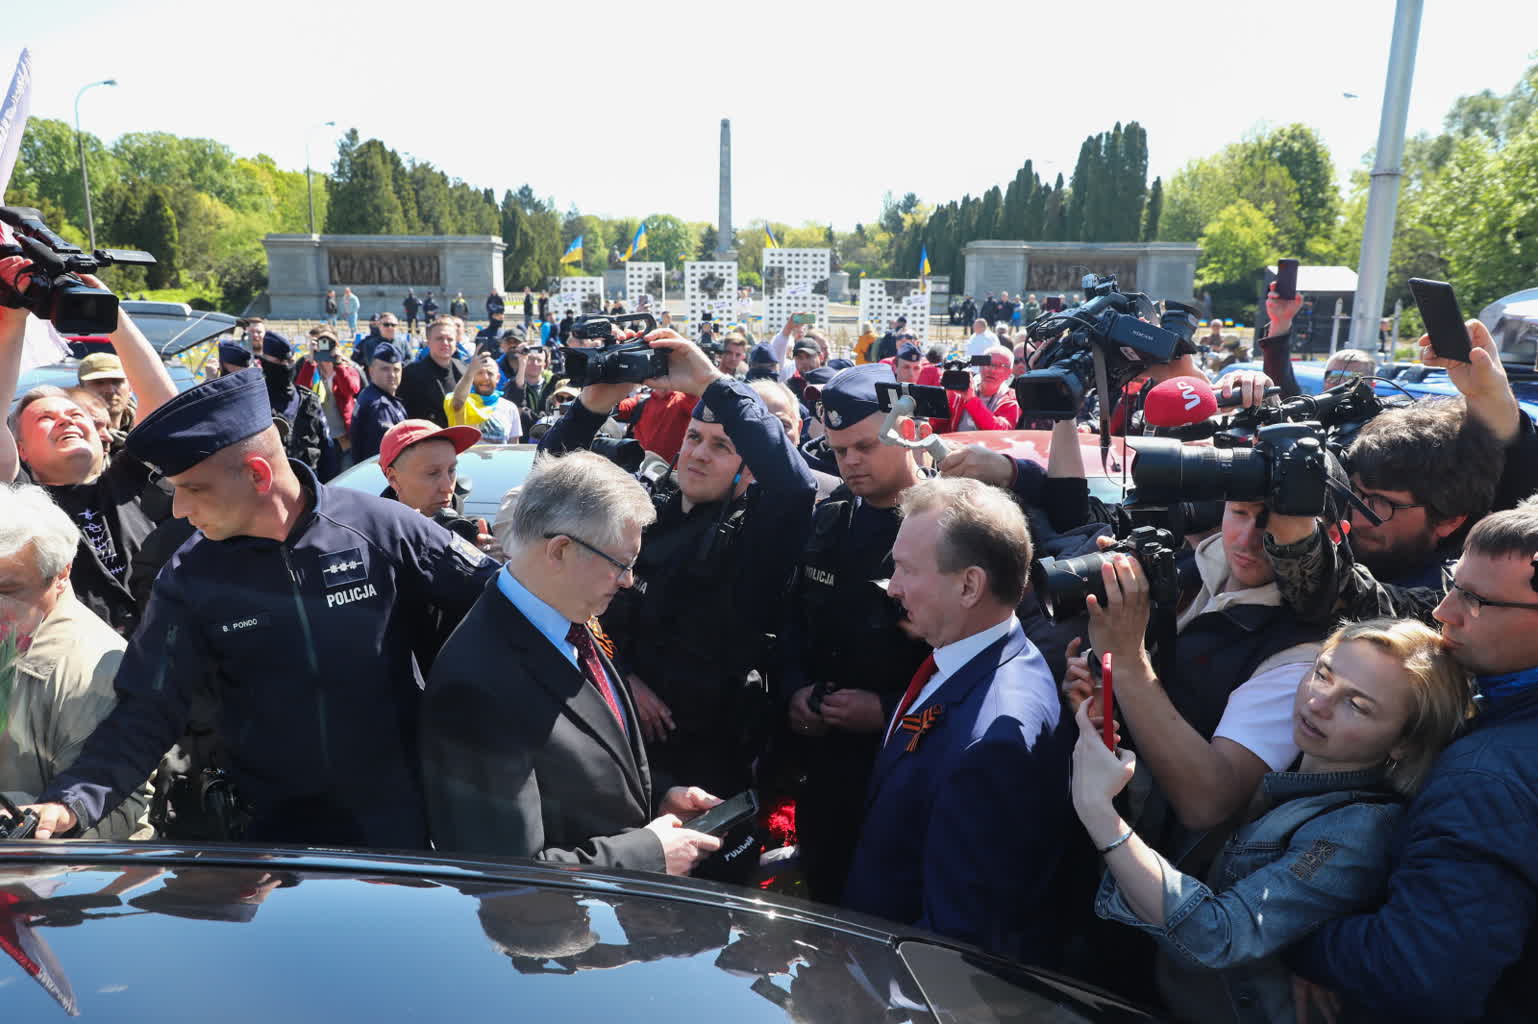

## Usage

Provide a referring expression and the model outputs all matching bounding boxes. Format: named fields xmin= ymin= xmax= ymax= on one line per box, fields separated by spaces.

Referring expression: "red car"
xmin=940 ymin=428 xmax=1135 ymax=503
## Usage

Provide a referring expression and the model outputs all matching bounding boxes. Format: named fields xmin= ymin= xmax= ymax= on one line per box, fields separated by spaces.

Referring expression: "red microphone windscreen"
xmin=1143 ymin=376 xmax=1218 ymax=428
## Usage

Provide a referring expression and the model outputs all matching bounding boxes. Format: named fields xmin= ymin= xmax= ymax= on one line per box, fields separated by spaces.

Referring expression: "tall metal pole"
xmin=73 ymin=79 xmax=116 ymax=251
xmin=1349 ymin=0 xmax=1423 ymax=350
xmin=305 ymin=120 xmax=336 ymax=236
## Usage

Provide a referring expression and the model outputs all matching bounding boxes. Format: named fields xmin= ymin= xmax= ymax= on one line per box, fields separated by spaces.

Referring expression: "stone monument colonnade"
xmin=262 ymin=234 xmax=506 ymax=321
xmin=961 ymin=240 xmax=1201 ymax=306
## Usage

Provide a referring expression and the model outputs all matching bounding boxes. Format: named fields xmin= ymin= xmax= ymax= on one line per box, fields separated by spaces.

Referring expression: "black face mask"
xmin=262 ymin=359 xmax=297 ymax=398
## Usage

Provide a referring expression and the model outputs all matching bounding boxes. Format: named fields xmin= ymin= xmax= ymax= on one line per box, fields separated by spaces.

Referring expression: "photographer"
xmin=1 ymin=263 xmax=180 ymax=636
xmin=537 ymin=330 xmax=817 ymax=805
xmin=1264 ymin=319 xmax=1538 ymax=625
xmin=930 ymin=345 xmax=1020 ymax=432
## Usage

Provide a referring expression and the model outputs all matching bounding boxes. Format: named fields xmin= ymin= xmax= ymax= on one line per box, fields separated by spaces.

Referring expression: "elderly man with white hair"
xmin=0 ymin=483 xmax=153 ymax=840
xmin=421 ymin=450 xmax=724 ymax=875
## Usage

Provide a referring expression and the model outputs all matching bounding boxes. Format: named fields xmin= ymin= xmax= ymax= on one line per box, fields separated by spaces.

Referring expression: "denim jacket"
xmin=1097 ymin=767 xmax=1401 ymax=1024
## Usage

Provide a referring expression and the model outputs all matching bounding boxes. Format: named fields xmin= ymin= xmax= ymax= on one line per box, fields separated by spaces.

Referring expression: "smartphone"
xmin=688 ymin=790 xmax=759 ymax=837
xmin=1101 ymin=652 xmax=1115 ymax=751
xmin=1274 ymin=258 xmax=1299 ymax=301
xmin=1408 ymin=278 xmax=1472 ymax=362
xmin=791 ymin=312 xmax=817 ymax=326
xmin=876 ymin=381 xmax=951 ymax=419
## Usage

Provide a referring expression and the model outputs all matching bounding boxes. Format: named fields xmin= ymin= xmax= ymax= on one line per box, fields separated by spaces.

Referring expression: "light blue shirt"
xmin=496 ymin=565 xmax=629 ymax=735
xmin=497 ymin=565 xmax=578 ymax=669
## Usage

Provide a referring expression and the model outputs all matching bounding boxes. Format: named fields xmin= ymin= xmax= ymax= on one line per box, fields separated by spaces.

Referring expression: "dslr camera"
xmin=1129 ymin=423 xmax=1334 ymax=518
xmin=1015 ymin=274 xmax=1201 ymax=420
xmin=563 ymin=312 xmax=668 ymax=386
xmin=1215 ymin=377 xmax=1390 ymax=454
xmin=0 ymin=206 xmax=156 ymax=334
xmin=1030 ymin=526 xmax=1181 ymax=622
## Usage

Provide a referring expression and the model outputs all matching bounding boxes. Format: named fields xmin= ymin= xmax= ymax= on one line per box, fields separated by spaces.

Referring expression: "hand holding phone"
xmin=1409 ymin=278 xmax=1472 ymax=363
xmin=1274 ymin=259 xmax=1299 ymax=301
xmin=687 ymin=790 xmax=759 ymax=837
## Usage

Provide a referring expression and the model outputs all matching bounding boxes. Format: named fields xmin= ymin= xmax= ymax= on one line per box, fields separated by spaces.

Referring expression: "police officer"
xmin=217 ymin=340 xmax=253 ymax=377
xmin=255 ymin=331 xmax=329 ymax=472
xmin=540 ymin=332 xmax=817 ymax=806
xmin=779 ymin=363 xmax=932 ymax=903
xmin=20 ymin=368 xmax=498 ymax=847
xmin=351 ymin=342 xmax=407 ymax=462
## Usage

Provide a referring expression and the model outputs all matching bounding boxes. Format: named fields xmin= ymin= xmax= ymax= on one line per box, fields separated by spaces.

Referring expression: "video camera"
xmin=1015 ymin=273 xmax=1201 ymax=420
xmin=1030 ymin=526 xmax=1182 ymax=622
xmin=0 ymin=206 xmax=156 ymax=334
xmin=1129 ymin=422 xmax=1349 ymax=519
xmin=562 ymin=312 xmax=667 ymax=386
xmin=1214 ymin=377 xmax=1390 ymax=453
xmin=942 ymin=354 xmax=991 ymax=391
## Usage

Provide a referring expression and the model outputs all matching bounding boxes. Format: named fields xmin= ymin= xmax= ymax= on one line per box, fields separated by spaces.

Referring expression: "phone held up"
xmin=1408 ymin=278 xmax=1473 ymax=363
xmin=1274 ymin=258 xmax=1299 ymax=301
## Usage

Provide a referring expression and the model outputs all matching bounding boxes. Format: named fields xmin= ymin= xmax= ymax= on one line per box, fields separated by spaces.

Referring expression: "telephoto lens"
xmin=1127 ymin=437 xmax=1269 ymax=505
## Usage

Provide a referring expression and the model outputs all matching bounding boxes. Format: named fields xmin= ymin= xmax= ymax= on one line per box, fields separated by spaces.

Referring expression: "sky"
xmin=8 ymin=0 xmax=1538 ymax=231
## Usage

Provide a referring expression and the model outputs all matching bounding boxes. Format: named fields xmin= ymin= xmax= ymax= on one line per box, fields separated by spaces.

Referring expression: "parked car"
xmin=331 ymin=444 xmax=539 ymax=519
xmin=0 ymin=841 xmax=1156 ymax=1022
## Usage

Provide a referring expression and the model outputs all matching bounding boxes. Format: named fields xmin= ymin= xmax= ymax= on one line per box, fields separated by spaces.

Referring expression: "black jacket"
xmin=398 ymin=357 xmax=467 ymax=426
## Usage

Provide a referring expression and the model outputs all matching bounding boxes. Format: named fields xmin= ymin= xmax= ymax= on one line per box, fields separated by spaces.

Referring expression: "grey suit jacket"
xmin=421 ymin=575 xmax=665 ymax=871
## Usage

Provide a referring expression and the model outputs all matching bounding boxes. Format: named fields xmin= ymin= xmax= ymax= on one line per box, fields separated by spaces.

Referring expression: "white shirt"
xmin=966 ymin=331 xmax=999 ymax=357
xmin=885 ymin=615 xmax=1015 ymax=742
xmin=1180 ymin=533 xmax=1318 ymax=771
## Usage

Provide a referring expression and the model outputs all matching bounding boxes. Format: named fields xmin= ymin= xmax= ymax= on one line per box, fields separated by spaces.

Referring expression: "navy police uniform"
xmin=350 ymin=344 xmax=407 ymax=462
xmin=258 ymin=332 xmax=330 ymax=471
xmin=541 ymin=378 xmax=817 ymax=800
xmin=218 ymin=340 xmax=252 ymax=371
xmin=779 ymin=364 xmax=931 ymax=902
xmin=40 ymin=369 xmax=498 ymax=848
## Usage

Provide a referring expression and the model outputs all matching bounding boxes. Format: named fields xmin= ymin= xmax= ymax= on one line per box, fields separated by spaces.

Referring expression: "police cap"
xmin=748 ymin=344 xmax=778 ymax=366
xmin=125 ymin=368 xmax=274 ymax=476
xmin=896 ymin=341 xmax=923 ymax=362
xmin=819 ymin=362 xmax=895 ymax=430
xmin=370 ymin=343 xmax=403 ymax=365
xmin=260 ymin=331 xmax=294 ymax=362
xmin=218 ymin=341 xmax=252 ymax=368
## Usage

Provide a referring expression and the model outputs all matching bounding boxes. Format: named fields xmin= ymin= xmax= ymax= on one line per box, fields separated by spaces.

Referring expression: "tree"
xmin=139 ymin=187 xmax=182 ymax=288
xmin=1196 ymin=200 xmax=1278 ymax=291
xmin=639 ymin=214 xmax=696 ymax=270
xmin=697 ymin=225 xmax=718 ymax=259
xmin=1143 ymin=176 xmax=1163 ymax=241
xmin=325 ymin=138 xmax=407 ymax=234
xmin=8 ymin=117 xmax=118 ymax=241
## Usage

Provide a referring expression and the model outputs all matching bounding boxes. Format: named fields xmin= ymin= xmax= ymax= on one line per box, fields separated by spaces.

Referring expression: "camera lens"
xmin=1030 ymin=552 xmax=1113 ymax=622
xmin=1129 ymin=438 xmax=1269 ymax=504
xmin=1012 ymin=365 xmax=1086 ymax=419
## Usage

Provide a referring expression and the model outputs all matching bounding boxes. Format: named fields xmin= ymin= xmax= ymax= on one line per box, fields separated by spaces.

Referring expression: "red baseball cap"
xmin=378 ymin=419 xmax=481 ymax=471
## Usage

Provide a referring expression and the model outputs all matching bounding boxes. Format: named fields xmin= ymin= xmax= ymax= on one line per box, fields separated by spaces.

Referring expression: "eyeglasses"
xmin=1351 ymin=488 xmax=1424 ymax=524
xmin=379 ymin=321 xmax=399 ymax=328
xmin=544 ymin=532 xmax=639 ymax=580
xmin=1446 ymin=580 xmax=1538 ymax=618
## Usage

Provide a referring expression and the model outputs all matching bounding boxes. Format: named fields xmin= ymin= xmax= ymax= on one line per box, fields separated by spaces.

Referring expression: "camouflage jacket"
xmin=1263 ymin=523 xmax=1450 ymax=627
xmin=2 ymin=590 xmax=153 ymax=840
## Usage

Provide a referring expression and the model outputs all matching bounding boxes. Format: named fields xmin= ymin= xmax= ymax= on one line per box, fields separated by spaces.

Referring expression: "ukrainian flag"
xmin=560 ymin=236 xmax=584 ymax=265
xmin=763 ymin=225 xmax=779 ymax=249
xmin=623 ymin=223 xmax=648 ymax=260
xmin=919 ymin=245 xmax=931 ymax=278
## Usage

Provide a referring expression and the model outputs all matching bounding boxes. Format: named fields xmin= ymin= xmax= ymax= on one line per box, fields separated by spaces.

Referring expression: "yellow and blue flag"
xmin=763 ymin=225 xmax=779 ymax=250
xmin=919 ymin=245 xmax=931 ymax=278
xmin=623 ymin=222 xmax=648 ymax=261
xmin=560 ymin=235 xmax=584 ymax=265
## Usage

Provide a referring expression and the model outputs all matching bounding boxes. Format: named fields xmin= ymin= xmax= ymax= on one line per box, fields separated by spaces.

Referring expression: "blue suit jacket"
xmin=841 ymin=616 xmax=1074 ymax=964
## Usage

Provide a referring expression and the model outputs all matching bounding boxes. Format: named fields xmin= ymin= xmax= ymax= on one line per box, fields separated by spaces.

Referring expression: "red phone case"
xmin=1101 ymin=652 xmax=1115 ymax=750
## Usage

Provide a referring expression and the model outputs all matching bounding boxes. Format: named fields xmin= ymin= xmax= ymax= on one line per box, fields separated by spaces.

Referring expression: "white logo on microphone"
xmin=1176 ymin=381 xmax=1201 ymax=412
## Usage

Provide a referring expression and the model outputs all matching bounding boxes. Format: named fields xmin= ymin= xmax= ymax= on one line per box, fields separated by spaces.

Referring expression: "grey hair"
xmin=6 ymin=385 xmax=73 ymax=437
xmin=500 ymin=451 xmax=655 ymax=553
xmin=0 ymin=483 xmax=80 ymax=582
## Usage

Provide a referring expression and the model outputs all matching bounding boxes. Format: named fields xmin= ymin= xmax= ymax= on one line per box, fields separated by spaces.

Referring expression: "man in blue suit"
xmin=841 ymin=476 xmax=1074 ymax=964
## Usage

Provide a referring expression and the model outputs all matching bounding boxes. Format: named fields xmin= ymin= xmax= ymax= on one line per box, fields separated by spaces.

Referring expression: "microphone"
xmin=1143 ymin=376 xmax=1218 ymax=429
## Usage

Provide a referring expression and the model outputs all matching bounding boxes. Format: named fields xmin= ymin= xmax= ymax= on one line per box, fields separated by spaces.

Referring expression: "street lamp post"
xmin=305 ymin=120 xmax=336 ymax=236
xmin=74 ymin=78 xmax=117 ymax=251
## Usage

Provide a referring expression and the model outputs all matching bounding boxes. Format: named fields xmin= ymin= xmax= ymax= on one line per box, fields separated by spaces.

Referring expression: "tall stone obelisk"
xmin=716 ymin=118 xmax=734 ymax=258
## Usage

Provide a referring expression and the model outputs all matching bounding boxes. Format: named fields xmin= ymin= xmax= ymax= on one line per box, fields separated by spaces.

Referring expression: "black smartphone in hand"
xmin=1274 ymin=259 xmax=1299 ymax=300
xmin=1409 ymin=278 xmax=1472 ymax=362
xmin=687 ymin=790 xmax=758 ymax=837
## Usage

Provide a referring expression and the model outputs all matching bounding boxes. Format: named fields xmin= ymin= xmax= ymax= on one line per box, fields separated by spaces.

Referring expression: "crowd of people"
xmin=3 ymin=247 xmax=1538 ymax=1022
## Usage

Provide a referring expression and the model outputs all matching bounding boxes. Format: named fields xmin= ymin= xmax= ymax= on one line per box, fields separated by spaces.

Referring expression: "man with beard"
xmin=254 ymin=331 xmax=330 ymax=473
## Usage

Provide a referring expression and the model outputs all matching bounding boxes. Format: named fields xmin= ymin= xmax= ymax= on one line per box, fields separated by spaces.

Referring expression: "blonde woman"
xmin=1072 ymin=618 xmax=1472 ymax=1024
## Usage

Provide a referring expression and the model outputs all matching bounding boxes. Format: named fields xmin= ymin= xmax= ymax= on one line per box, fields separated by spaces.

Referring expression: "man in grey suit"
xmin=421 ymin=450 xmax=723 ymax=874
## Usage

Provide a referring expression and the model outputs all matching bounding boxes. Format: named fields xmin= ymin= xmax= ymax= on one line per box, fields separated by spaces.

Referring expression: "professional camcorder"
xmin=0 ymin=205 xmax=156 ymax=334
xmin=1214 ymin=377 xmax=1391 ymax=452
xmin=562 ymin=312 xmax=667 ymax=386
xmin=1030 ymin=526 xmax=1182 ymax=622
xmin=942 ymin=354 xmax=990 ymax=391
xmin=1015 ymin=273 xmax=1201 ymax=420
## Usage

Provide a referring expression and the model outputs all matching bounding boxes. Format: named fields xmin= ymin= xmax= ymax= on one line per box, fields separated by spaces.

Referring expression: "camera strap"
xmin=1093 ymin=347 xmax=1114 ymax=470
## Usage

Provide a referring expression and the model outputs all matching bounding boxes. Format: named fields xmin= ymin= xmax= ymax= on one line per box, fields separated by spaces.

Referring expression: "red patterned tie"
xmin=886 ymin=653 xmax=938 ymax=744
xmin=567 ymin=622 xmax=625 ymax=733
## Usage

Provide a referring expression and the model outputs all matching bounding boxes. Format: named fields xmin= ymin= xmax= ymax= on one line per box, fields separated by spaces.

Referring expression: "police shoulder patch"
xmin=451 ymin=533 xmax=489 ymax=568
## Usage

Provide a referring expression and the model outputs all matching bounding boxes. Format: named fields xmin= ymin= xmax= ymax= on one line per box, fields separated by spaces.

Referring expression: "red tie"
xmin=886 ymin=653 xmax=938 ymax=743
xmin=567 ymin=622 xmax=625 ymax=734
